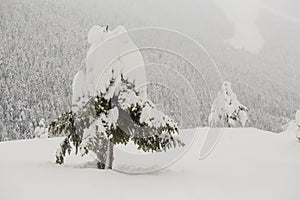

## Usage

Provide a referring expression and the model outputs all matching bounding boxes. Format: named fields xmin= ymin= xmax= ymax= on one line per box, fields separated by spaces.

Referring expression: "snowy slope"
xmin=0 ymin=128 xmax=299 ymax=200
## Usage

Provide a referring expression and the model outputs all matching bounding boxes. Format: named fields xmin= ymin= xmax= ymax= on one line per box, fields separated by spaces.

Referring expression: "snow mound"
xmin=0 ymin=128 xmax=300 ymax=200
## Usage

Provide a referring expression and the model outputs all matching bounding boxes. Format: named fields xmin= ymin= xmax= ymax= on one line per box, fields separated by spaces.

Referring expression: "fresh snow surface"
xmin=0 ymin=128 xmax=299 ymax=200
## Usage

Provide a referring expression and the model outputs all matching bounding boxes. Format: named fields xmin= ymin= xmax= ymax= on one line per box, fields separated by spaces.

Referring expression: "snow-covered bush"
xmin=34 ymin=119 xmax=48 ymax=138
xmin=0 ymin=120 xmax=6 ymax=141
xmin=49 ymin=73 xmax=184 ymax=169
xmin=296 ymin=110 xmax=300 ymax=125
xmin=209 ymin=81 xmax=249 ymax=127
xmin=286 ymin=110 xmax=300 ymax=140
xmin=296 ymin=110 xmax=300 ymax=140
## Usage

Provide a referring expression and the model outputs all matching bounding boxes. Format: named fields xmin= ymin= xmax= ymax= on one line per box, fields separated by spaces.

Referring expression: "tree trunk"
xmin=105 ymin=140 xmax=114 ymax=169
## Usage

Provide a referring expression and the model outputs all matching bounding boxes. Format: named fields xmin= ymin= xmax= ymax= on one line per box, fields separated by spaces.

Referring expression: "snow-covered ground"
xmin=0 ymin=128 xmax=299 ymax=200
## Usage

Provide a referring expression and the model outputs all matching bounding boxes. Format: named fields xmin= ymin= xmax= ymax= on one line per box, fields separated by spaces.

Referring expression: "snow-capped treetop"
xmin=87 ymin=25 xmax=106 ymax=45
xmin=0 ymin=105 xmax=3 ymax=119
xmin=212 ymin=81 xmax=246 ymax=115
xmin=296 ymin=110 xmax=300 ymax=125
xmin=72 ymin=25 xmax=147 ymax=112
xmin=34 ymin=119 xmax=48 ymax=138
xmin=0 ymin=121 xmax=4 ymax=134
xmin=222 ymin=81 xmax=233 ymax=95
xmin=284 ymin=110 xmax=300 ymax=133
xmin=39 ymin=118 xmax=46 ymax=127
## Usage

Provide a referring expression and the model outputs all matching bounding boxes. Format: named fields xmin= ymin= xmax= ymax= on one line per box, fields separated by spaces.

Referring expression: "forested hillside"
xmin=0 ymin=0 xmax=299 ymax=140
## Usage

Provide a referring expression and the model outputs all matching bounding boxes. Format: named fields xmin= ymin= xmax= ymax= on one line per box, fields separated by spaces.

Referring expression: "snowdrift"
xmin=0 ymin=128 xmax=299 ymax=200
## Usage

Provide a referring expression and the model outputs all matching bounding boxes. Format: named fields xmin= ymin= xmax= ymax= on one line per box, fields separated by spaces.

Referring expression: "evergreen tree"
xmin=49 ymin=73 xmax=184 ymax=169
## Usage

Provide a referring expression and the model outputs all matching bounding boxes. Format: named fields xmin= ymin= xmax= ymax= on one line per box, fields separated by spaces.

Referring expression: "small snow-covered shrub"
xmin=209 ymin=81 xmax=249 ymax=127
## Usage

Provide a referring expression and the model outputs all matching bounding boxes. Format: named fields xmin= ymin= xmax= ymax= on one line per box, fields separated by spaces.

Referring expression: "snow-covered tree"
xmin=34 ymin=119 xmax=48 ymax=138
xmin=209 ymin=81 xmax=249 ymax=127
xmin=285 ymin=110 xmax=300 ymax=141
xmin=49 ymin=73 xmax=183 ymax=169
xmin=296 ymin=110 xmax=300 ymax=140
xmin=0 ymin=120 xmax=5 ymax=141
